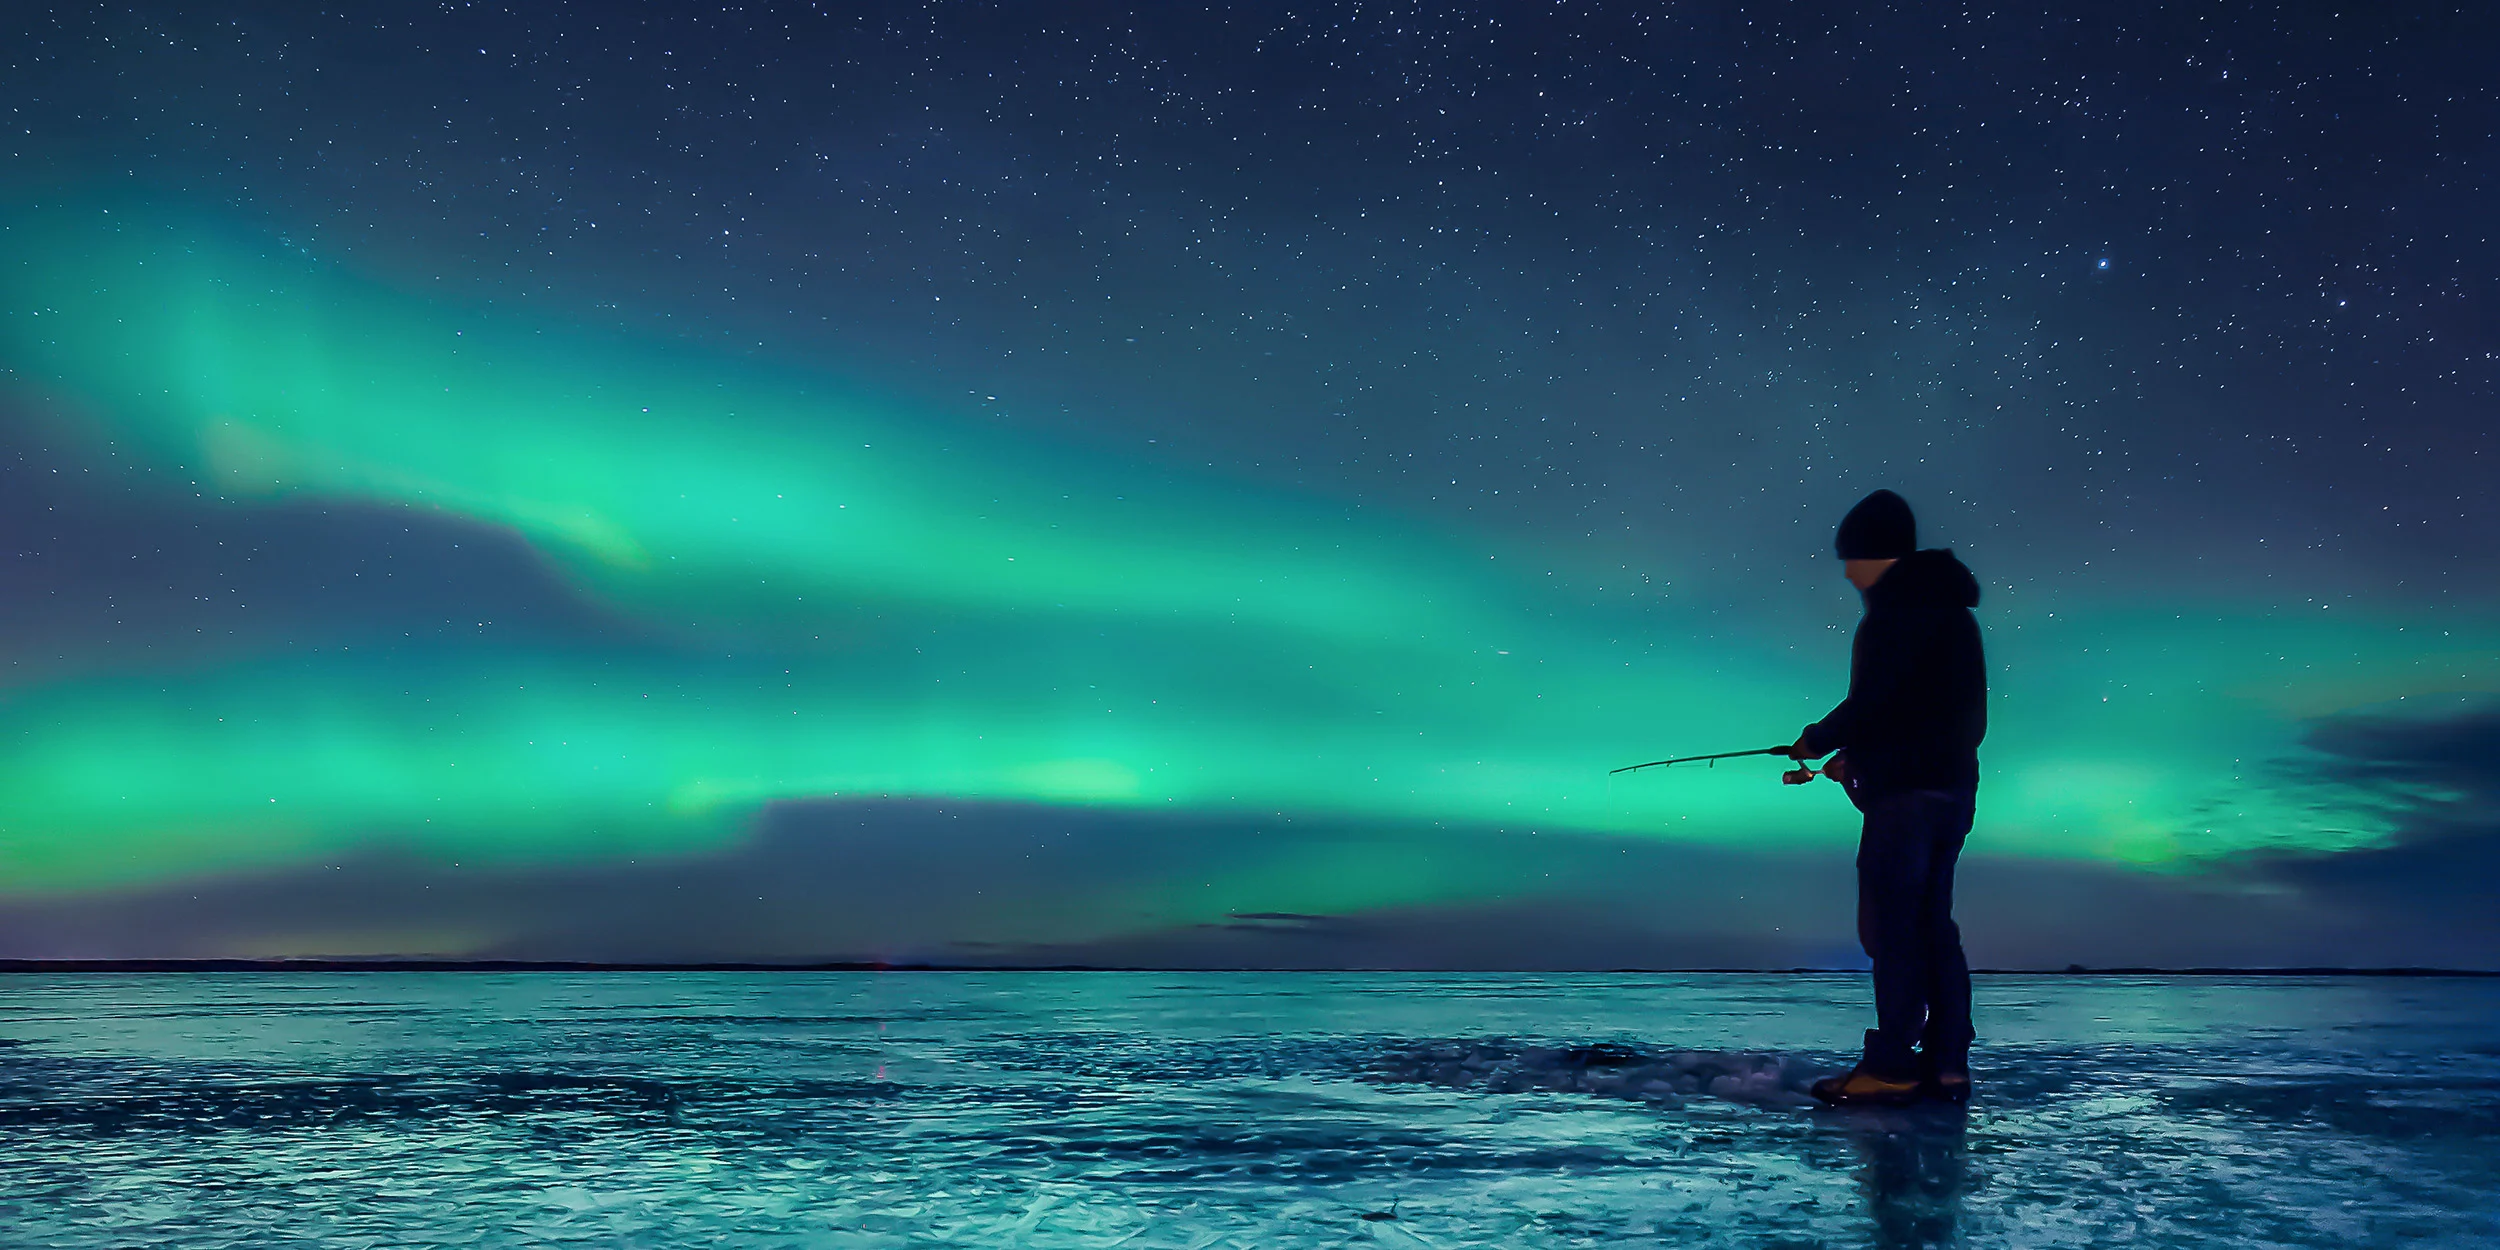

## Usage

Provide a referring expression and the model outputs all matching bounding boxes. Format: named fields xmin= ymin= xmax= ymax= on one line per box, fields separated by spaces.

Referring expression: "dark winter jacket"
xmin=1798 ymin=548 xmax=1986 ymax=801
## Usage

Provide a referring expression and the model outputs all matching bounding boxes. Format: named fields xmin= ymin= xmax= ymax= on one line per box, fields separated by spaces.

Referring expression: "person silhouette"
xmin=1788 ymin=490 xmax=1987 ymax=1106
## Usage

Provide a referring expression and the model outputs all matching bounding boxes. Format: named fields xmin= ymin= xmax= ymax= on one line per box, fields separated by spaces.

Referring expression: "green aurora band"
xmin=2 ymin=208 xmax=2492 ymax=911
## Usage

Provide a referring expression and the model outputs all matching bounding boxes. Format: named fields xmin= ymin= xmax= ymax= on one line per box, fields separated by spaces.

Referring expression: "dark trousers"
xmin=1856 ymin=788 xmax=1976 ymax=1074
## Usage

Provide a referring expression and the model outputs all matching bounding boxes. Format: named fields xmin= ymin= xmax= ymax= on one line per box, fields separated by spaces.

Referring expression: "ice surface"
xmin=0 ymin=972 xmax=2495 ymax=1247
xmin=1369 ymin=1039 xmax=1824 ymax=1108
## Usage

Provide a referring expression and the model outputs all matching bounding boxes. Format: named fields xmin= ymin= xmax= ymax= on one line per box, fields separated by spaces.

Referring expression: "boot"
xmin=1810 ymin=1032 xmax=1922 ymax=1107
xmin=1920 ymin=1048 xmax=1971 ymax=1104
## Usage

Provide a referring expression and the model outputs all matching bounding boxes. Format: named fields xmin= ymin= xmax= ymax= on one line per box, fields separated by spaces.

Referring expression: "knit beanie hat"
xmin=1835 ymin=490 xmax=1916 ymax=560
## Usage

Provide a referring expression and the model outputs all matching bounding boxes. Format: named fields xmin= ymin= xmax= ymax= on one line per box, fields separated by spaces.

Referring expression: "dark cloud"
xmin=3 ymin=795 xmax=2490 ymax=969
xmin=967 ymin=894 xmax=1850 ymax=972
xmin=0 ymin=409 xmax=634 ymax=684
xmin=2300 ymin=701 xmax=2500 ymax=818
xmin=2222 ymin=703 xmax=2500 ymax=965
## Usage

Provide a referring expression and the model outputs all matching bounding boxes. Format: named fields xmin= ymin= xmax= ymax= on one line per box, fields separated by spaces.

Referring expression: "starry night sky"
xmin=1 ymin=2 xmax=2494 ymax=967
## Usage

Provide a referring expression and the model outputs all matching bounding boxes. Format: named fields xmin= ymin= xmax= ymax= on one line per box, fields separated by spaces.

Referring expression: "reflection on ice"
xmin=1838 ymin=1105 xmax=1971 ymax=1250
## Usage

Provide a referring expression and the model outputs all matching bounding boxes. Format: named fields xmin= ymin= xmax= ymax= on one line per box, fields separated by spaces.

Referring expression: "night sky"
xmin=2 ymin=2 xmax=2494 ymax=967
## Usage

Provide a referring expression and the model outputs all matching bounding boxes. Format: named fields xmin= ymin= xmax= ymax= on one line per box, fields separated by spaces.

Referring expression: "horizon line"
xmin=1 ymin=959 xmax=2495 ymax=977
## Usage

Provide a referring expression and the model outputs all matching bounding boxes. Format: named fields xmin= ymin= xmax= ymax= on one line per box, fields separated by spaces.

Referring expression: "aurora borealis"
xmin=2 ymin=3 xmax=2494 ymax=966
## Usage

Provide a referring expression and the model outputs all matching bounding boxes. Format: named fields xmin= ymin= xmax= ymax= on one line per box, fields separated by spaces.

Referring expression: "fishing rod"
xmin=1611 ymin=745 xmax=1824 ymax=785
xmin=1610 ymin=745 xmax=1793 ymax=774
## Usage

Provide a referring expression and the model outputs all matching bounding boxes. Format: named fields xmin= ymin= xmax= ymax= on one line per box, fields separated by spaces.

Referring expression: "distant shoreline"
xmin=0 ymin=960 xmax=2494 ymax=976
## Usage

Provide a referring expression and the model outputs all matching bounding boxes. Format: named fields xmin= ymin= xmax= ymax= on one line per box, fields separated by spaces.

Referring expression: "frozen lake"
xmin=2 ymin=972 xmax=2495 ymax=1247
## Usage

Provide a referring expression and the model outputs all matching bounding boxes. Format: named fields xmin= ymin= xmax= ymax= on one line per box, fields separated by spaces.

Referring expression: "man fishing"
xmin=1791 ymin=489 xmax=1986 ymax=1106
